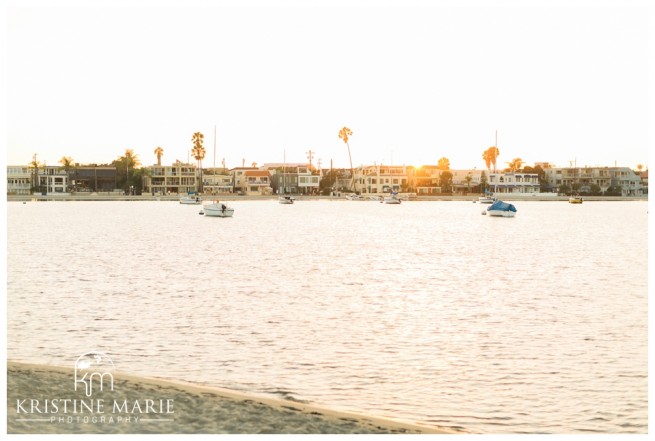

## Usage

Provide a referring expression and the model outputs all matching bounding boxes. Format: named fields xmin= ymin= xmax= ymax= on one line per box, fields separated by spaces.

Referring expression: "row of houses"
xmin=6 ymin=162 xmax=648 ymax=197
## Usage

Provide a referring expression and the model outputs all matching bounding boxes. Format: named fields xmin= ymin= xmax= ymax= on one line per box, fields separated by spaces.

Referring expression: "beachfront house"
xmin=143 ymin=162 xmax=198 ymax=195
xmin=355 ymin=164 xmax=411 ymax=195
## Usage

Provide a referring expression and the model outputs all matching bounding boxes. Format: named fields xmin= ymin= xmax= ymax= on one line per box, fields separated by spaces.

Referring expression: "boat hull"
xmin=569 ymin=197 xmax=583 ymax=204
xmin=202 ymin=203 xmax=234 ymax=217
xmin=180 ymin=196 xmax=202 ymax=205
xmin=487 ymin=209 xmax=516 ymax=217
xmin=278 ymin=196 xmax=294 ymax=204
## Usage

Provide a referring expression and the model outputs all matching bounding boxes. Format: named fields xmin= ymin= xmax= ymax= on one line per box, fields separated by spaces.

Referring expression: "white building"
xmin=542 ymin=166 xmax=643 ymax=196
xmin=144 ymin=162 xmax=198 ymax=195
xmin=355 ymin=164 xmax=410 ymax=194
xmin=7 ymin=165 xmax=32 ymax=195
xmin=487 ymin=172 xmax=540 ymax=194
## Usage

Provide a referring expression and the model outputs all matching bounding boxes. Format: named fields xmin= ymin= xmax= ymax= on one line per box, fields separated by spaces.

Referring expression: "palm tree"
xmin=59 ymin=156 xmax=75 ymax=192
xmin=488 ymin=146 xmax=500 ymax=172
xmin=437 ymin=157 xmax=450 ymax=170
xmin=191 ymin=132 xmax=206 ymax=193
xmin=29 ymin=154 xmax=42 ymax=193
xmin=506 ymin=157 xmax=524 ymax=172
xmin=464 ymin=173 xmax=473 ymax=194
xmin=154 ymin=146 xmax=164 ymax=166
xmin=122 ymin=149 xmax=141 ymax=194
xmin=338 ymin=127 xmax=357 ymax=192
xmin=482 ymin=149 xmax=492 ymax=171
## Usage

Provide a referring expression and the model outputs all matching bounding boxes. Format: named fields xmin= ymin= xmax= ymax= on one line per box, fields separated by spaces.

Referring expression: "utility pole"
xmin=306 ymin=149 xmax=314 ymax=170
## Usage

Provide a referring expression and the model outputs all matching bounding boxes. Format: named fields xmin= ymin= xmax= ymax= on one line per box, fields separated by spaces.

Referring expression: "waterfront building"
xmin=355 ymin=164 xmax=410 ymax=194
xmin=542 ymin=166 xmax=644 ymax=196
xmin=413 ymin=165 xmax=442 ymax=194
xmin=69 ymin=166 xmax=117 ymax=192
xmin=202 ymin=168 xmax=233 ymax=195
xmin=232 ymin=167 xmax=272 ymax=195
xmin=487 ymin=171 xmax=540 ymax=194
xmin=451 ymin=169 xmax=484 ymax=194
xmin=6 ymin=165 xmax=32 ymax=195
xmin=143 ymin=161 xmax=198 ymax=195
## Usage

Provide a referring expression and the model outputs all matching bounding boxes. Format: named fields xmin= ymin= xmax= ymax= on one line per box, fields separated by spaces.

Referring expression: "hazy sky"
xmin=4 ymin=0 xmax=651 ymax=170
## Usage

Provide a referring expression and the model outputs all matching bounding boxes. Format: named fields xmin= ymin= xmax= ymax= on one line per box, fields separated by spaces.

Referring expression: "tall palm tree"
xmin=29 ymin=154 xmax=42 ymax=193
xmin=488 ymin=146 xmax=500 ymax=172
xmin=122 ymin=149 xmax=141 ymax=194
xmin=338 ymin=127 xmax=357 ymax=192
xmin=464 ymin=173 xmax=473 ymax=194
xmin=482 ymin=149 xmax=492 ymax=171
xmin=154 ymin=146 xmax=164 ymax=166
xmin=191 ymin=132 xmax=206 ymax=193
xmin=59 ymin=156 xmax=75 ymax=192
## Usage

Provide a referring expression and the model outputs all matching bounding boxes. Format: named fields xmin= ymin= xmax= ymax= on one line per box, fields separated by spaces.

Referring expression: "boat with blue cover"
xmin=487 ymin=200 xmax=517 ymax=217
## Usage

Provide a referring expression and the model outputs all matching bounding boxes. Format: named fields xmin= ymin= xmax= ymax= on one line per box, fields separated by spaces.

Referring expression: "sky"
xmin=2 ymin=0 xmax=652 ymax=170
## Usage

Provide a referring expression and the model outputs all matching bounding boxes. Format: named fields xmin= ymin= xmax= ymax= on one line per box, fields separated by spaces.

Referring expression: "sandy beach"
xmin=7 ymin=361 xmax=461 ymax=434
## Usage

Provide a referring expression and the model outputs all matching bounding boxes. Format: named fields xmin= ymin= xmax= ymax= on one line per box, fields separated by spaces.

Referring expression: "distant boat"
xmin=487 ymin=200 xmax=517 ymax=217
xmin=180 ymin=195 xmax=202 ymax=204
xmin=569 ymin=196 xmax=583 ymax=204
xmin=382 ymin=191 xmax=402 ymax=204
xmin=478 ymin=196 xmax=495 ymax=204
xmin=279 ymin=151 xmax=294 ymax=204
xmin=201 ymin=201 xmax=234 ymax=217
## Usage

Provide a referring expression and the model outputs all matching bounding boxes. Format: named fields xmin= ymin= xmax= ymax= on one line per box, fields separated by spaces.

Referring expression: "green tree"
xmin=439 ymin=170 xmax=453 ymax=194
xmin=191 ymin=132 xmax=206 ymax=193
xmin=338 ymin=127 xmax=357 ymax=193
xmin=589 ymin=183 xmax=602 ymax=195
xmin=28 ymin=155 xmax=43 ymax=193
xmin=464 ymin=173 xmax=473 ymax=194
xmin=112 ymin=149 xmax=141 ymax=194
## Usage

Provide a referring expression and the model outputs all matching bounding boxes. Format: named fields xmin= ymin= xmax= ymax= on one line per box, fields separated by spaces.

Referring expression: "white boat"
xmin=345 ymin=193 xmax=365 ymax=201
xmin=487 ymin=200 xmax=517 ymax=217
xmin=278 ymin=195 xmax=294 ymax=204
xmin=201 ymin=201 xmax=234 ymax=217
xmin=180 ymin=195 xmax=202 ymax=204
xmin=478 ymin=196 xmax=495 ymax=204
xmin=382 ymin=192 xmax=402 ymax=204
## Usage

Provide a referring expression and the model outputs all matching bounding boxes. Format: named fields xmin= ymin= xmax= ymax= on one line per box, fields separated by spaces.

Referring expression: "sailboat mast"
xmin=213 ymin=124 xmax=216 ymax=170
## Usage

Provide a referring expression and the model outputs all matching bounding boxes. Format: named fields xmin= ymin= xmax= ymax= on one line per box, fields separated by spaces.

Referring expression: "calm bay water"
xmin=6 ymin=200 xmax=648 ymax=433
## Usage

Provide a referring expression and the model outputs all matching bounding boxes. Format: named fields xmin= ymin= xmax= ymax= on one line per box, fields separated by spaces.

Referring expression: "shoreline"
xmin=6 ymin=194 xmax=648 ymax=202
xmin=7 ymin=360 xmax=465 ymax=434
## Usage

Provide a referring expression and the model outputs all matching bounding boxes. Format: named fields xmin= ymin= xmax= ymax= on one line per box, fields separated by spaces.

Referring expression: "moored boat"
xmin=278 ymin=195 xmax=294 ymax=204
xmin=487 ymin=200 xmax=517 ymax=217
xmin=201 ymin=201 xmax=234 ymax=217
xmin=180 ymin=195 xmax=202 ymax=204
xmin=569 ymin=196 xmax=583 ymax=204
xmin=382 ymin=191 xmax=402 ymax=204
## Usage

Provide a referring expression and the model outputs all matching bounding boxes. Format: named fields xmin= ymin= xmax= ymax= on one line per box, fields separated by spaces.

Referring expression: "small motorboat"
xmin=568 ymin=196 xmax=583 ymax=204
xmin=180 ymin=195 xmax=202 ymax=205
xmin=201 ymin=201 xmax=234 ymax=217
xmin=278 ymin=195 xmax=295 ymax=204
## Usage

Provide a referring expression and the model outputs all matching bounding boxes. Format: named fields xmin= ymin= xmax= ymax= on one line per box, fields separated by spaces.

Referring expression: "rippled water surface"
xmin=7 ymin=200 xmax=648 ymax=433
